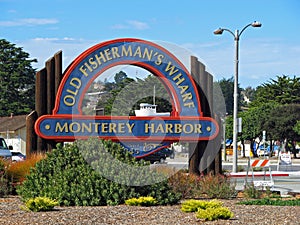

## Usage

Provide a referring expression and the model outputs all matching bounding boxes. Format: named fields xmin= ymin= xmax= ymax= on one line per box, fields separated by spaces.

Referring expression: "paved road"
xmin=232 ymin=173 xmax=300 ymax=194
xmin=166 ymin=155 xmax=300 ymax=195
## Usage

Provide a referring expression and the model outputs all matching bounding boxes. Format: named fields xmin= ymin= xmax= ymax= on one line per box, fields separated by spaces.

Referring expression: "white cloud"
xmin=111 ymin=24 xmax=128 ymax=30
xmin=0 ymin=18 xmax=58 ymax=27
xmin=8 ymin=9 xmax=17 ymax=13
xmin=127 ymin=20 xmax=149 ymax=30
xmin=111 ymin=20 xmax=149 ymax=30
xmin=17 ymin=38 xmax=99 ymax=70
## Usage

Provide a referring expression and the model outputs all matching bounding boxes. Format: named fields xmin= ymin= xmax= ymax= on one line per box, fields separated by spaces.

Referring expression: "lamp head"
xmin=213 ymin=28 xmax=224 ymax=35
xmin=251 ymin=21 xmax=262 ymax=27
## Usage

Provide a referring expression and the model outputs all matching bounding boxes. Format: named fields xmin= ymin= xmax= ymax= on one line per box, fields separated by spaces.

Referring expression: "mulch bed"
xmin=1 ymin=196 xmax=299 ymax=224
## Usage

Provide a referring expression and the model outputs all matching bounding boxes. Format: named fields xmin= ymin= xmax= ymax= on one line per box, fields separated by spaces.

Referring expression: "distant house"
xmin=0 ymin=114 xmax=27 ymax=154
xmin=84 ymin=91 xmax=107 ymax=111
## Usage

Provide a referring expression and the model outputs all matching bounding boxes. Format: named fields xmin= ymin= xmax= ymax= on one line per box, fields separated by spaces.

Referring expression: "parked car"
xmin=257 ymin=147 xmax=269 ymax=157
xmin=140 ymin=148 xmax=174 ymax=164
xmin=11 ymin=152 xmax=26 ymax=162
xmin=257 ymin=145 xmax=276 ymax=157
xmin=0 ymin=137 xmax=12 ymax=160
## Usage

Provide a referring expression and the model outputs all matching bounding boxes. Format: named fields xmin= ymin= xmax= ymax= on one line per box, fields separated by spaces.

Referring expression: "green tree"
xmin=251 ymin=75 xmax=300 ymax=107
xmin=242 ymin=75 xmax=300 ymax=156
xmin=294 ymin=121 xmax=300 ymax=135
xmin=98 ymin=73 xmax=171 ymax=116
xmin=225 ymin=115 xmax=233 ymax=141
xmin=114 ymin=71 xmax=128 ymax=84
xmin=217 ymin=77 xmax=243 ymax=115
xmin=131 ymin=75 xmax=172 ymax=113
xmin=262 ymin=104 xmax=300 ymax=158
xmin=0 ymin=39 xmax=36 ymax=116
xmin=239 ymin=103 xmax=277 ymax=156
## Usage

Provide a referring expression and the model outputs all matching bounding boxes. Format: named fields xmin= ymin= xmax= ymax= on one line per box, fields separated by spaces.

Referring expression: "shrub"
xmin=0 ymin=174 xmax=10 ymax=197
xmin=0 ymin=159 xmax=11 ymax=197
xmin=6 ymin=152 xmax=45 ymax=184
xmin=196 ymin=206 xmax=234 ymax=221
xmin=243 ymin=183 xmax=264 ymax=199
xmin=181 ymin=199 xmax=223 ymax=212
xmin=168 ymin=171 xmax=202 ymax=199
xmin=168 ymin=171 xmax=238 ymax=200
xmin=181 ymin=199 xmax=234 ymax=221
xmin=21 ymin=197 xmax=59 ymax=212
xmin=125 ymin=196 xmax=158 ymax=206
xmin=199 ymin=173 xmax=237 ymax=199
xmin=17 ymin=138 xmax=181 ymax=206
xmin=0 ymin=159 xmax=5 ymax=171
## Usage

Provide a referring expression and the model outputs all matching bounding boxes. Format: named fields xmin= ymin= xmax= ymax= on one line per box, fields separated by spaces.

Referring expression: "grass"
xmin=238 ymin=197 xmax=300 ymax=206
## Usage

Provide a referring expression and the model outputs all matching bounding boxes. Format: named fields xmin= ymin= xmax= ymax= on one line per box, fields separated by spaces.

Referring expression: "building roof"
xmin=0 ymin=115 xmax=27 ymax=132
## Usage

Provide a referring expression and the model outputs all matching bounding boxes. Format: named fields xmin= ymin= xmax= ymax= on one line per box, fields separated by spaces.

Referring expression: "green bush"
xmin=181 ymin=199 xmax=234 ymax=221
xmin=196 ymin=206 xmax=234 ymax=221
xmin=125 ymin=196 xmax=158 ymax=206
xmin=17 ymin=138 xmax=181 ymax=206
xmin=181 ymin=199 xmax=223 ymax=212
xmin=199 ymin=173 xmax=237 ymax=199
xmin=21 ymin=197 xmax=59 ymax=212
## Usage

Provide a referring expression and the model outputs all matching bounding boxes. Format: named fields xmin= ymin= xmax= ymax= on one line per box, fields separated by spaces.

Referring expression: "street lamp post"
xmin=214 ymin=21 xmax=262 ymax=173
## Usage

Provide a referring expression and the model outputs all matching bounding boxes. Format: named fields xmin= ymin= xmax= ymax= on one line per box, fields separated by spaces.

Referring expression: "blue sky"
xmin=1 ymin=0 xmax=300 ymax=88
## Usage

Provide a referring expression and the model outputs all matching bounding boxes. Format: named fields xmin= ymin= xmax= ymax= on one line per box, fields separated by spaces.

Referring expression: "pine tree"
xmin=0 ymin=39 xmax=36 ymax=116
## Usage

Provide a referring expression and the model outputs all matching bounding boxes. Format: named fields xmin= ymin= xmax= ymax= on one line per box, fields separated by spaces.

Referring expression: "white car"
xmin=11 ymin=152 xmax=26 ymax=162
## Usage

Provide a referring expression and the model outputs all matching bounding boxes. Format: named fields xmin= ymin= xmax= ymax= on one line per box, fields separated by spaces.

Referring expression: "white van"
xmin=0 ymin=137 xmax=12 ymax=159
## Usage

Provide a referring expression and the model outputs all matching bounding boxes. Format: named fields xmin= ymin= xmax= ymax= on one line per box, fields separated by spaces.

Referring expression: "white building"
xmin=0 ymin=115 xmax=27 ymax=154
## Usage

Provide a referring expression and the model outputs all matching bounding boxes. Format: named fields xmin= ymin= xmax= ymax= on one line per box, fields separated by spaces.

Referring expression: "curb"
xmin=228 ymin=171 xmax=291 ymax=178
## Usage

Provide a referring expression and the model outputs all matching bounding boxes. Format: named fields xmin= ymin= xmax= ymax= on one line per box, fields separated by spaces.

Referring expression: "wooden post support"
xmin=54 ymin=51 xmax=63 ymax=95
xmin=198 ymin=59 xmax=209 ymax=175
xmin=188 ymin=56 xmax=221 ymax=175
xmin=27 ymin=51 xmax=63 ymax=154
xmin=189 ymin=56 xmax=200 ymax=175
xmin=26 ymin=111 xmax=37 ymax=157
xmin=189 ymin=56 xmax=206 ymax=174
xmin=46 ymin=56 xmax=56 ymax=151
xmin=46 ymin=57 xmax=55 ymax=115
xmin=35 ymin=68 xmax=47 ymax=152
xmin=206 ymin=73 xmax=215 ymax=174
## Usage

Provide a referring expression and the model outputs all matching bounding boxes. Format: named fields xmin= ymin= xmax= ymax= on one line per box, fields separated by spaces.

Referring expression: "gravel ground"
xmin=1 ymin=196 xmax=300 ymax=225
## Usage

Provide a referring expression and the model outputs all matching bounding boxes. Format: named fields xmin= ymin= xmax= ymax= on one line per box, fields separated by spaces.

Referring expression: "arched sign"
xmin=35 ymin=38 xmax=219 ymax=157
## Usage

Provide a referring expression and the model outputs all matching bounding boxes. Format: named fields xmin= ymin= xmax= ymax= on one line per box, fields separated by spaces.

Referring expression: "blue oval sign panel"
xmin=35 ymin=38 xmax=219 ymax=157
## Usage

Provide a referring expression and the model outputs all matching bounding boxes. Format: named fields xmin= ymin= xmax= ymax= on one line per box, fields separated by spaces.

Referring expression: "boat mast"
xmin=153 ymin=85 xmax=156 ymax=105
